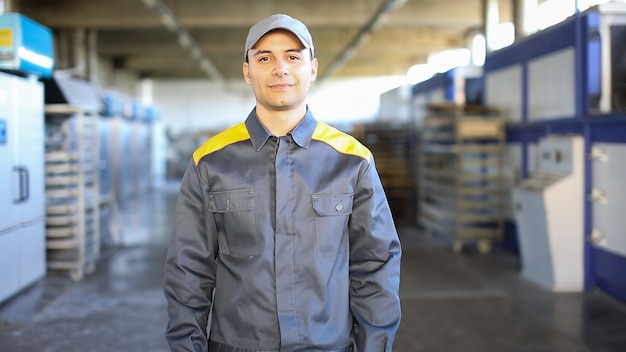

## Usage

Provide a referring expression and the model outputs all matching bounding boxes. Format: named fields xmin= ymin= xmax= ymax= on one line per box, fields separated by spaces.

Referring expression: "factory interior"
xmin=1 ymin=0 xmax=626 ymax=351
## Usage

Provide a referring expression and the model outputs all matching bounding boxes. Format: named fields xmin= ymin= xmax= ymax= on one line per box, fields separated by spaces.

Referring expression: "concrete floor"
xmin=2 ymin=182 xmax=626 ymax=352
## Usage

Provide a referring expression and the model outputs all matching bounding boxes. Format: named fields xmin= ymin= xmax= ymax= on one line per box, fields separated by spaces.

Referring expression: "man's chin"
xmin=269 ymin=100 xmax=297 ymax=111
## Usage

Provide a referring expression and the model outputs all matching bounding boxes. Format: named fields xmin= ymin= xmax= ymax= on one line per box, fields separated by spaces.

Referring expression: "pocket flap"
xmin=208 ymin=188 xmax=255 ymax=213
xmin=312 ymin=193 xmax=354 ymax=216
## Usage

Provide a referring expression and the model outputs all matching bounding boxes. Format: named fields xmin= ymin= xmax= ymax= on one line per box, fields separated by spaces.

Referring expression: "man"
xmin=163 ymin=13 xmax=401 ymax=352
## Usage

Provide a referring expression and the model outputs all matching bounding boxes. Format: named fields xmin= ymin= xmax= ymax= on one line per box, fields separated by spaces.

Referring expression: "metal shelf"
xmin=418 ymin=106 xmax=506 ymax=254
xmin=44 ymin=104 xmax=100 ymax=282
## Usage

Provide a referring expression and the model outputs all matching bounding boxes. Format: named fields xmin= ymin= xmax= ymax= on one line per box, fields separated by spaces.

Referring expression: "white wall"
xmin=96 ymin=56 xmax=141 ymax=97
xmin=152 ymin=79 xmax=254 ymax=136
xmin=379 ymin=84 xmax=413 ymax=122
xmin=152 ymin=76 xmax=406 ymax=136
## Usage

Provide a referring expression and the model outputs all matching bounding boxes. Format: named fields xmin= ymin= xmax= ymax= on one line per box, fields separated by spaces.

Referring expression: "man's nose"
xmin=272 ymin=59 xmax=288 ymax=76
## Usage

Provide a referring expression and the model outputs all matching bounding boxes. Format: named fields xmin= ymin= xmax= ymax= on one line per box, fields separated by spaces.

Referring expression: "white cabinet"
xmin=0 ymin=233 xmax=20 ymax=301
xmin=0 ymin=72 xmax=46 ymax=303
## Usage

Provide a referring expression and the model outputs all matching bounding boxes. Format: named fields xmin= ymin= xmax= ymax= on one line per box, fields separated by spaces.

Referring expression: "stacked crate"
xmin=353 ymin=122 xmax=418 ymax=224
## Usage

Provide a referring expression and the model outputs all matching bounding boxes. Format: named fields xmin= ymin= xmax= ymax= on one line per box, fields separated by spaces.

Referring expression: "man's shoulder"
xmin=312 ymin=121 xmax=371 ymax=162
xmin=192 ymin=123 xmax=250 ymax=165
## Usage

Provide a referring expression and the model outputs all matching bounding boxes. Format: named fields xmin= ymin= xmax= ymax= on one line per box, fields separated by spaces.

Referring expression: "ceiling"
xmin=13 ymin=0 xmax=512 ymax=83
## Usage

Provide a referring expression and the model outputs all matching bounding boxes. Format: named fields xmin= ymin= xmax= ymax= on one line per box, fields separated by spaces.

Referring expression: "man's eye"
xmin=289 ymin=55 xmax=300 ymax=61
xmin=258 ymin=57 xmax=270 ymax=62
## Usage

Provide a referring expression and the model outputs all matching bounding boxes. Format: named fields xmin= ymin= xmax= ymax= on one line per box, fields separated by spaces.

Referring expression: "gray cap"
xmin=244 ymin=14 xmax=314 ymax=60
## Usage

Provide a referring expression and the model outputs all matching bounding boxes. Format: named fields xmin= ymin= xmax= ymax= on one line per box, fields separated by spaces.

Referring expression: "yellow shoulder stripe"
xmin=312 ymin=122 xmax=371 ymax=162
xmin=193 ymin=123 xmax=250 ymax=165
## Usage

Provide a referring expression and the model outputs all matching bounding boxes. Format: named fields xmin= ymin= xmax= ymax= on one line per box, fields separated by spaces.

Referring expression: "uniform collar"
xmin=245 ymin=107 xmax=317 ymax=151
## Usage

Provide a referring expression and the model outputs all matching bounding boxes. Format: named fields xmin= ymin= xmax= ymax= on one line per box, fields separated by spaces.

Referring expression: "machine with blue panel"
xmin=96 ymin=89 xmax=132 ymax=249
xmin=484 ymin=2 xmax=626 ymax=122
xmin=0 ymin=13 xmax=53 ymax=77
xmin=0 ymin=13 xmax=53 ymax=303
xmin=103 ymin=90 xmax=130 ymax=118
xmin=483 ymin=3 xmax=626 ymax=301
xmin=412 ymin=66 xmax=483 ymax=110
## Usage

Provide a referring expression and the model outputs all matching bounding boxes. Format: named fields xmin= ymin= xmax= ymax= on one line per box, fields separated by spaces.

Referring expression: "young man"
xmin=163 ymin=14 xmax=402 ymax=352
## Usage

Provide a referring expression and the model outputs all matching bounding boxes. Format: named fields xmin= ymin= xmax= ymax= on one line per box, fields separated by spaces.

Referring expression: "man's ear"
xmin=243 ymin=62 xmax=251 ymax=84
xmin=310 ymin=58 xmax=318 ymax=82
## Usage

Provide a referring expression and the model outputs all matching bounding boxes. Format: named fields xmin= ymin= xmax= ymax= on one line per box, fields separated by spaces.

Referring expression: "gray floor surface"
xmin=1 ymin=182 xmax=626 ymax=352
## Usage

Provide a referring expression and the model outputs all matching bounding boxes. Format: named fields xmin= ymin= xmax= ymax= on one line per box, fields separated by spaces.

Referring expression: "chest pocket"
xmin=208 ymin=188 xmax=258 ymax=257
xmin=312 ymin=193 xmax=353 ymax=258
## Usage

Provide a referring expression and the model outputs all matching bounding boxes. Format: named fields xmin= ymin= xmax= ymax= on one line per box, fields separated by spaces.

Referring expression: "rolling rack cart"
xmin=418 ymin=104 xmax=506 ymax=254
xmin=44 ymin=104 xmax=100 ymax=281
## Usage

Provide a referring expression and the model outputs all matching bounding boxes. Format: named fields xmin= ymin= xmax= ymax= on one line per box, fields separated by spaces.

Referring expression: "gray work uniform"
xmin=164 ymin=108 xmax=401 ymax=352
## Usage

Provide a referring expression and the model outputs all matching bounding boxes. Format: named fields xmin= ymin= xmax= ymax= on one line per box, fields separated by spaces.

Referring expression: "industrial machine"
xmin=0 ymin=13 xmax=53 ymax=77
xmin=0 ymin=13 xmax=53 ymax=302
xmin=512 ymin=135 xmax=584 ymax=292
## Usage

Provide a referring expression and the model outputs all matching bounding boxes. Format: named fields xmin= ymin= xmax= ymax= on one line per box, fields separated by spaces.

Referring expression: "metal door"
xmin=0 ymin=73 xmax=19 ymax=232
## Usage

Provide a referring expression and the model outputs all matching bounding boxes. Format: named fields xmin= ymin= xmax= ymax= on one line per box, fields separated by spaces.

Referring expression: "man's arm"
xmin=163 ymin=159 xmax=218 ymax=352
xmin=348 ymin=157 xmax=402 ymax=352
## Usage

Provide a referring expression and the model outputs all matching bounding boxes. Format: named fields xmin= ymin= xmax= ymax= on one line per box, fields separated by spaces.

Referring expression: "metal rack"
xmin=418 ymin=105 xmax=506 ymax=253
xmin=44 ymin=104 xmax=100 ymax=281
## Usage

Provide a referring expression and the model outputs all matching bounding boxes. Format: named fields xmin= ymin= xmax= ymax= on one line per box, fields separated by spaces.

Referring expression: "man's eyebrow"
xmin=250 ymin=48 xmax=305 ymax=57
xmin=251 ymin=49 xmax=272 ymax=57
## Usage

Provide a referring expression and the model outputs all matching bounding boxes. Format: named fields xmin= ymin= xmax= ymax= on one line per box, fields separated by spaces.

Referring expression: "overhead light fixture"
xmin=190 ymin=47 xmax=203 ymax=61
xmin=139 ymin=0 xmax=157 ymax=7
xmin=320 ymin=0 xmax=408 ymax=81
xmin=160 ymin=14 xmax=177 ymax=32
xmin=177 ymin=33 xmax=192 ymax=49
xmin=139 ymin=0 xmax=223 ymax=81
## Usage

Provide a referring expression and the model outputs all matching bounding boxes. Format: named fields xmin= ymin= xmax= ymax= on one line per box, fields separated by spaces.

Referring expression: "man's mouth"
xmin=269 ymin=82 xmax=294 ymax=90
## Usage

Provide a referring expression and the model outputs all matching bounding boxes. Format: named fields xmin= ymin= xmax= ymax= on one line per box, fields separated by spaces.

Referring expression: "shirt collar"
xmin=245 ymin=107 xmax=317 ymax=151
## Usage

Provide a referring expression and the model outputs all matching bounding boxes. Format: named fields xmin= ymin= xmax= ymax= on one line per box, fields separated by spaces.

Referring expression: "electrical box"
xmin=512 ymin=135 xmax=584 ymax=292
xmin=0 ymin=13 xmax=53 ymax=77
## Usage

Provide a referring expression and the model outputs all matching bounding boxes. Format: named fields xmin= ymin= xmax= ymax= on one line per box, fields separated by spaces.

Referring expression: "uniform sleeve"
xmin=348 ymin=157 xmax=402 ymax=352
xmin=163 ymin=159 xmax=218 ymax=352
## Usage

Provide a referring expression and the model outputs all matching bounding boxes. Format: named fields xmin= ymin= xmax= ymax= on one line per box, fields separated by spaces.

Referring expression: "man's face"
xmin=243 ymin=29 xmax=318 ymax=112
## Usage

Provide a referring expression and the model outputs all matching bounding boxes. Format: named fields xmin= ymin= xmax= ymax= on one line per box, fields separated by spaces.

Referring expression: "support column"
xmin=0 ymin=0 xmax=12 ymax=13
xmin=513 ymin=0 xmax=538 ymax=40
xmin=87 ymin=29 xmax=98 ymax=83
xmin=483 ymin=0 xmax=500 ymax=53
